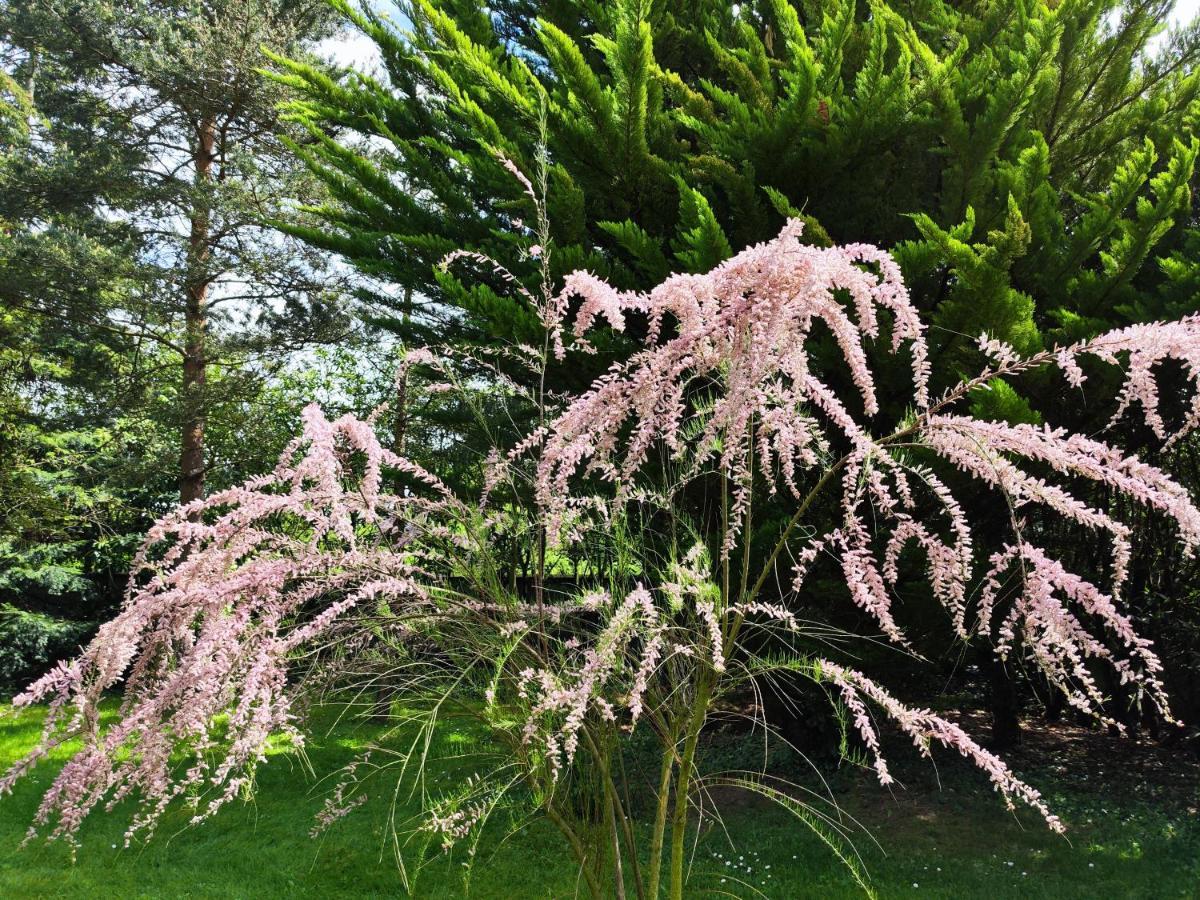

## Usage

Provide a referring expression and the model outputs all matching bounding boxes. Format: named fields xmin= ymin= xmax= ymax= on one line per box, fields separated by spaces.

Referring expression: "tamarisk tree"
xmin=5 ymin=220 xmax=1200 ymax=896
xmin=269 ymin=0 xmax=1200 ymax=746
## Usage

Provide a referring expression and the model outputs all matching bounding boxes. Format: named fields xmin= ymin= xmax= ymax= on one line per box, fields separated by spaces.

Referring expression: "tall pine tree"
xmin=3 ymin=0 xmax=352 ymax=505
xmin=0 ymin=1 xmax=360 ymax=686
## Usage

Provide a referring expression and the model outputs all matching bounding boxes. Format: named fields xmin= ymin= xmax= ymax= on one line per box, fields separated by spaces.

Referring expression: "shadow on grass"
xmin=0 ymin=702 xmax=1197 ymax=898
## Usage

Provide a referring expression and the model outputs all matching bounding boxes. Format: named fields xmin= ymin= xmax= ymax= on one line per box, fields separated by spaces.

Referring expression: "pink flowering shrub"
xmin=5 ymin=206 xmax=1200 ymax=898
xmin=0 ymin=406 xmax=455 ymax=846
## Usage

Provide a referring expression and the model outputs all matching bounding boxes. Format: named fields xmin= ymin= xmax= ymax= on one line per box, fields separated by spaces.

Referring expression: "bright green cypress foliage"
xmin=272 ymin=0 xmax=1200 ymax=376
xmin=270 ymin=0 xmax=678 ymax=361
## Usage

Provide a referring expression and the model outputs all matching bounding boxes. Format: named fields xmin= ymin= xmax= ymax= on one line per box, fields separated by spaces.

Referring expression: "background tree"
xmin=0 ymin=33 xmax=156 ymax=688
xmin=0 ymin=0 xmax=363 ymax=688
xmin=273 ymin=0 xmax=1199 ymax=356
xmin=2 ymin=0 xmax=353 ymax=505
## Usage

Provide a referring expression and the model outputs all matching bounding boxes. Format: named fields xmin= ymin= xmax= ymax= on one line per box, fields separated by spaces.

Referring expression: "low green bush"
xmin=0 ymin=604 xmax=90 ymax=695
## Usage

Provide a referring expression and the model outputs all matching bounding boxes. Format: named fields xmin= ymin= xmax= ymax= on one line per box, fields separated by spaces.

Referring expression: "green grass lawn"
xmin=1 ymin=702 xmax=1197 ymax=898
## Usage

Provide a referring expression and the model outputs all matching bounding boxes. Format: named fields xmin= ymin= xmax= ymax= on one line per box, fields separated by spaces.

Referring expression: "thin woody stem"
xmin=582 ymin=726 xmax=644 ymax=900
xmin=668 ymin=672 xmax=713 ymax=900
xmin=545 ymin=800 xmax=605 ymax=900
xmin=647 ymin=743 xmax=674 ymax=898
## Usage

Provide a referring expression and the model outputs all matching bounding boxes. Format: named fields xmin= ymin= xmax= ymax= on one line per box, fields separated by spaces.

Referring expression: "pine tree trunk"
xmin=989 ymin=649 xmax=1021 ymax=750
xmin=1043 ymin=679 xmax=1065 ymax=723
xmin=180 ymin=115 xmax=215 ymax=507
xmin=392 ymin=369 xmax=408 ymax=457
xmin=390 ymin=286 xmax=413 ymax=472
xmin=25 ymin=48 xmax=38 ymax=107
